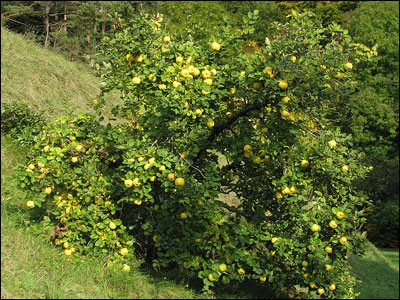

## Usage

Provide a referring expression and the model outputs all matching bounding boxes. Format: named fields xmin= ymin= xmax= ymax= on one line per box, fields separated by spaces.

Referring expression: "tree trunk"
xmin=63 ymin=1 xmax=67 ymax=31
xmin=101 ymin=6 xmax=106 ymax=35
xmin=44 ymin=3 xmax=50 ymax=49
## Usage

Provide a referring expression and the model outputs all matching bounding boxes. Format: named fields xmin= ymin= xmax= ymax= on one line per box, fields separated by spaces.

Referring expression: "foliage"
xmin=341 ymin=1 xmax=399 ymax=247
xmin=1 ymin=101 xmax=45 ymax=145
xmin=15 ymin=10 xmax=377 ymax=299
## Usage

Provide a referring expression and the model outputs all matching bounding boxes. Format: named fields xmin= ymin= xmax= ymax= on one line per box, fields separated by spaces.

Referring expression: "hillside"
xmin=1 ymin=26 xmax=119 ymax=121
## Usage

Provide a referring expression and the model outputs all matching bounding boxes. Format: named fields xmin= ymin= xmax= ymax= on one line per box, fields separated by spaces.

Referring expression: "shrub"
xmin=1 ymin=101 xmax=46 ymax=145
xmin=19 ymin=10 xmax=374 ymax=298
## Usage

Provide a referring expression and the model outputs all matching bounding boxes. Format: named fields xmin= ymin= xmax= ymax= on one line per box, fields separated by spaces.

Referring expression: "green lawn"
xmin=349 ymin=242 xmax=399 ymax=299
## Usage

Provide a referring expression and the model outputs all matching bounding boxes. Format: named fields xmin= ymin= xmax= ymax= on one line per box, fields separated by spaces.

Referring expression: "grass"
xmin=1 ymin=23 xmax=399 ymax=299
xmin=349 ymin=242 xmax=399 ymax=299
xmin=0 ymin=26 xmax=120 ymax=122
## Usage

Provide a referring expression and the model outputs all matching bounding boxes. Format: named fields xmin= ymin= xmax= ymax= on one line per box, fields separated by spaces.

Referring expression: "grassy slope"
xmin=1 ymin=26 xmax=398 ymax=299
xmin=1 ymin=26 xmax=119 ymax=121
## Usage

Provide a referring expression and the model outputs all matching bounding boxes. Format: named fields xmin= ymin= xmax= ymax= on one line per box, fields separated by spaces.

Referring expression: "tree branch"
xmin=194 ymin=99 xmax=267 ymax=164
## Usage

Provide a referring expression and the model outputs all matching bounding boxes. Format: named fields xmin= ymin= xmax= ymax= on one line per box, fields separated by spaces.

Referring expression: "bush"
xmin=1 ymin=101 xmax=46 ymax=145
xmin=19 ymin=11 xmax=374 ymax=298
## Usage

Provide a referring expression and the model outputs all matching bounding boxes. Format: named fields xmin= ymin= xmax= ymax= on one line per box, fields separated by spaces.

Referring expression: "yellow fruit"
xmin=251 ymin=157 xmax=261 ymax=164
xmin=211 ymin=41 xmax=221 ymax=51
xmin=261 ymin=127 xmax=268 ymax=134
xmin=253 ymin=82 xmax=262 ymax=90
xmin=289 ymin=186 xmax=296 ymax=193
xmin=109 ymin=222 xmax=116 ymax=230
xmin=276 ymin=192 xmax=283 ymax=199
xmin=43 ymin=145 xmax=50 ymax=152
xmin=150 ymin=176 xmax=156 ymax=182
xmin=158 ymin=84 xmax=166 ymax=90
xmin=334 ymin=72 xmax=342 ymax=79
xmin=271 ymin=251 xmax=276 ymax=256
xmin=281 ymin=110 xmax=290 ymax=118
xmin=26 ymin=201 xmax=35 ymax=208
xmin=132 ymin=178 xmax=140 ymax=187
xmin=120 ymin=248 xmax=128 ymax=256
xmin=135 ymin=55 xmax=143 ymax=63
xmin=336 ymin=211 xmax=345 ymax=219
xmin=148 ymin=74 xmax=157 ymax=82
xmin=180 ymin=212 xmax=188 ymax=219
xmin=271 ymin=237 xmax=278 ymax=244
xmin=300 ymin=160 xmax=309 ymax=168
xmin=341 ymin=165 xmax=349 ymax=172
xmin=278 ymin=80 xmax=288 ymax=90
xmin=289 ymin=55 xmax=296 ymax=62
xmin=238 ymin=268 xmax=245 ymax=275
xmin=339 ymin=236 xmax=347 ymax=245
xmin=69 ymin=136 xmax=76 ymax=141
xmin=181 ymin=69 xmax=190 ymax=77
xmin=282 ymin=96 xmax=290 ymax=104
xmin=182 ymin=102 xmax=189 ymax=108
xmin=75 ymin=145 xmax=83 ymax=152
xmin=122 ymin=264 xmax=131 ymax=272
xmin=192 ymin=68 xmax=200 ymax=76
xmin=43 ymin=187 xmax=52 ymax=194
xmin=159 ymin=165 xmax=166 ymax=172
xmin=144 ymin=163 xmax=151 ymax=171
xmin=71 ymin=157 xmax=78 ymax=163
xmin=175 ymin=177 xmax=185 ymax=186
xmin=163 ymin=36 xmax=171 ymax=43
xmin=219 ymin=264 xmax=227 ymax=272
xmin=263 ymin=66 xmax=273 ymax=74
xmin=63 ymin=242 xmax=69 ymax=249
xmin=325 ymin=246 xmax=333 ymax=254
xmin=172 ymin=81 xmax=181 ymax=88
xmin=126 ymin=53 xmax=134 ymax=61
xmin=124 ymin=179 xmax=133 ymax=187
xmin=204 ymin=78 xmax=213 ymax=86
xmin=282 ymin=187 xmax=291 ymax=195
xmin=64 ymin=249 xmax=72 ymax=256
xmin=195 ymin=109 xmax=203 ymax=115
xmin=243 ymin=144 xmax=252 ymax=152
xmin=318 ymin=288 xmax=325 ymax=295
xmin=207 ymin=120 xmax=215 ymax=128
xmin=54 ymin=239 xmax=62 ymax=246
xmin=28 ymin=163 xmax=35 ymax=170
xmin=302 ymin=261 xmax=308 ymax=267
xmin=310 ymin=282 xmax=316 ymax=289
xmin=260 ymin=276 xmax=267 ymax=283
xmin=167 ymin=173 xmax=175 ymax=181
xmin=329 ymin=284 xmax=336 ymax=291
xmin=134 ymin=199 xmax=142 ymax=205
xmin=208 ymin=273 xmax=216 ymax=281
xmin=230 ymin=87 xmax=236 ymax=94
xmin=329 ymin=220 xmax=338 ymax=229
xmin=311 ymin=224 xmax=321 ymax=232
xmin=303 ymin=273 xmax=309 ymax=278
xmin=345 ymin=62 xmax=353 ymax=70
xmin=328 ymin=140 xmax=337 ymax=148
xmin=132 ymin=77 xmax=141 ymax=84
xmin=326 ymin=264 xmax=332 ymax=271
xmin=202 ymin=69 xmax=211 ymax=79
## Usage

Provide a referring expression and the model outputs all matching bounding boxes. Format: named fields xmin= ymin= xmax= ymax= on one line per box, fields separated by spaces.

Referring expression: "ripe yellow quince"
xmin=211 ymin=41 xmax=221 ymax=51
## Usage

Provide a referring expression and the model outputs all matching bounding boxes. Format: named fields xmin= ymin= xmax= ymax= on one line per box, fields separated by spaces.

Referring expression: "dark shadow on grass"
xmin=138 ymin=260 xmax=280 ymax=299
